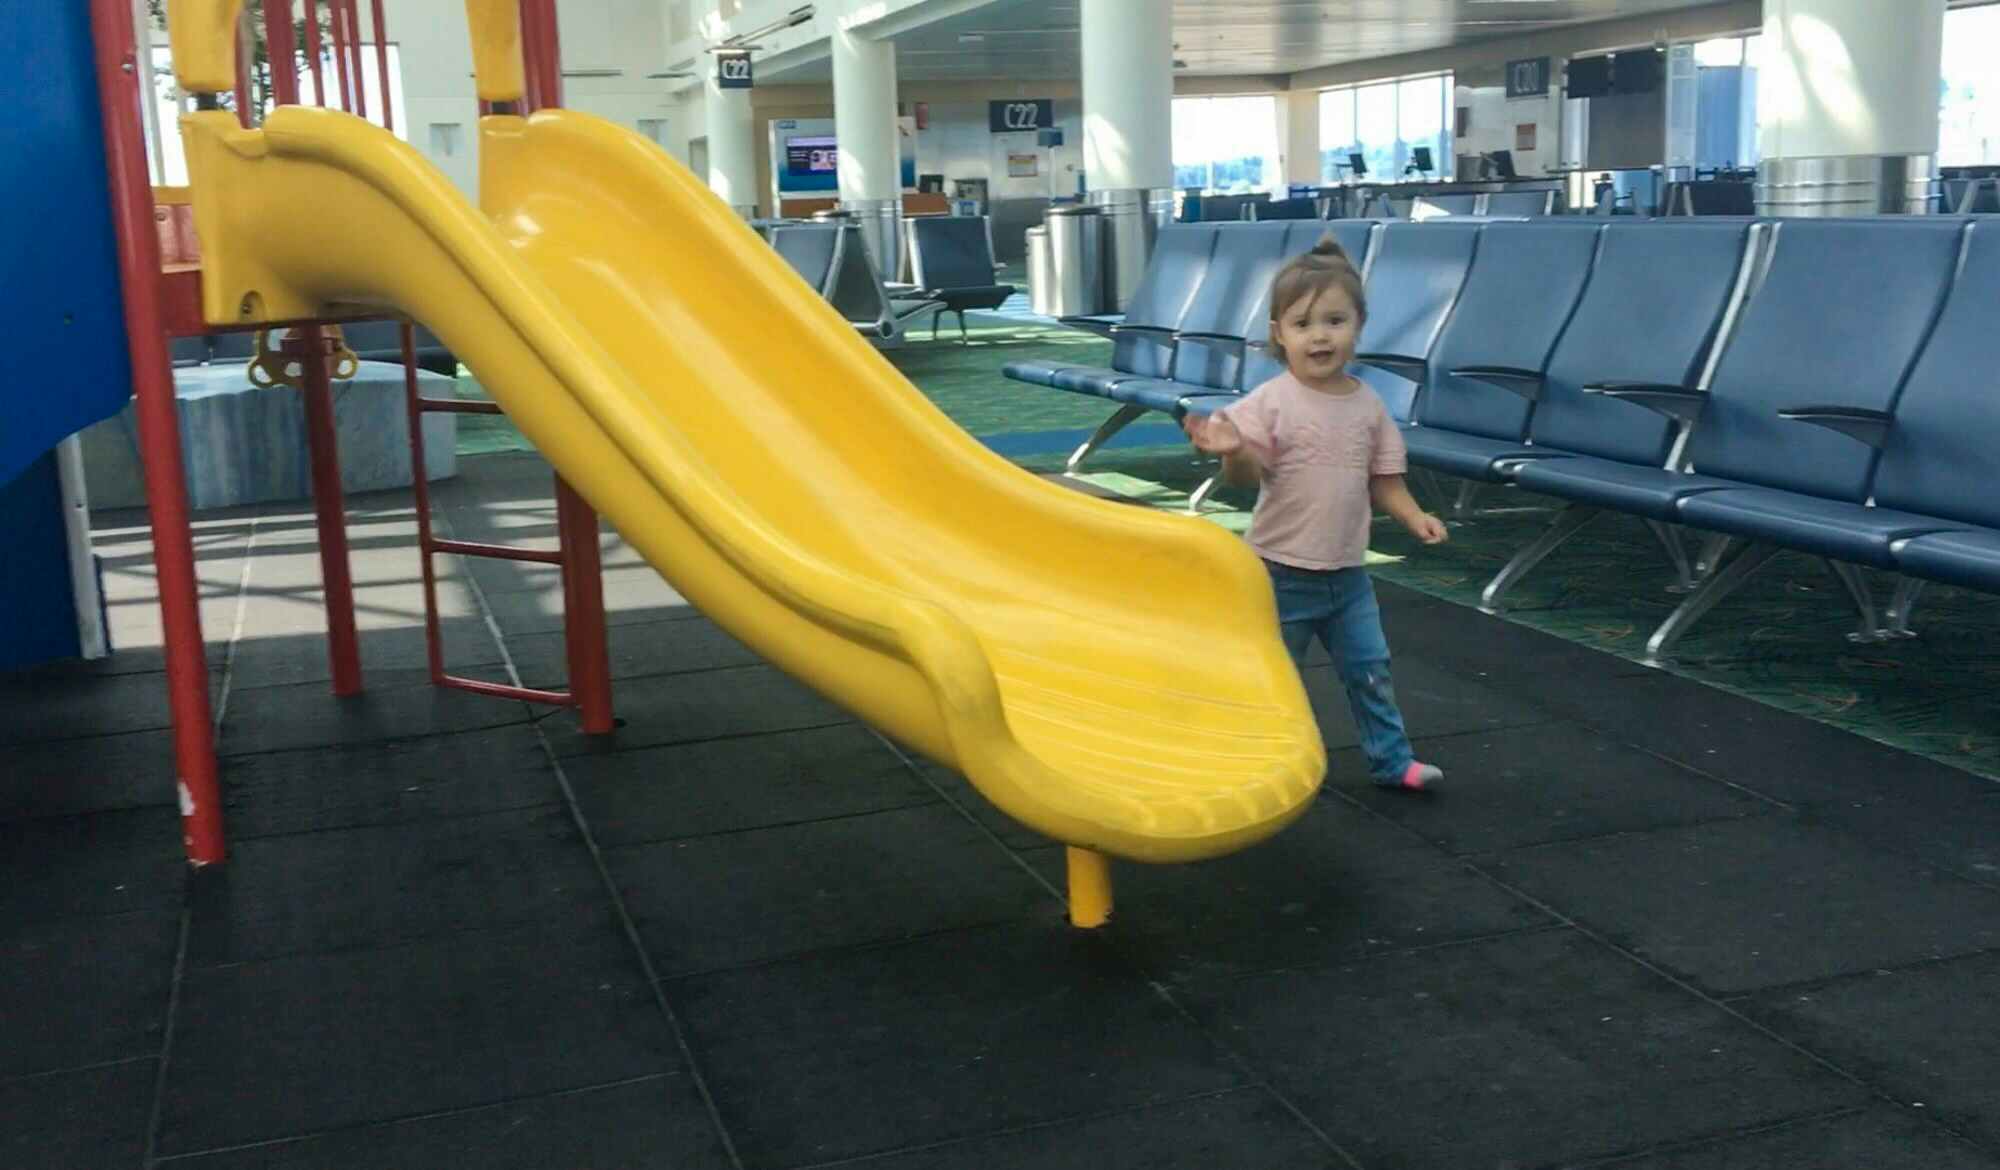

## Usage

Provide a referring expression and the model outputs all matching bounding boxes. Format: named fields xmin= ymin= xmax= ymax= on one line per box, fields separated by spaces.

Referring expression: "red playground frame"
xmin=89 ymin=0 xmax=613 ymax=867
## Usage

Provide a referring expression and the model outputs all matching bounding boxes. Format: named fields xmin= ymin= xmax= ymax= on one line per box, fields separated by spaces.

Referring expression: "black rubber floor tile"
xmin=1 ymin=910 xmax=178 ymax=1078
xmin=544 ymin=664 xmax=848 ymax=757
xmin=480 ymin=581 xmax=696 ymax=636
xmin=670 ymin=919 xmax=1245 ymax=1167
xmin=1739 ymin=951 xmax=2000 ymax=1150
xmin=0 ymin=1059 xmax=155 ymax=1170
xmin=186 ymin=806 xmax=602 ymax=966
xmin=0 ymin=807 xmax=184 ymax=924
xmin=835 ymin=1088 xmax=1342 ymax=1169
xmin=1529 ymin=670 xmax=1967 ymax=808
xmin=1378 ymin=592 xmax=1649 ymax=684
xmin=167 ymin=1075 xmax=734 ymax=1170
xmin=506 ymin=617 xmax=763 ymax=689
xmin=243 ymin=545 xmax=435 ymax=592
xmin=566 ymin=723 xmax=933 ymax=845
xmin=1330 ymin=722 xmax=1771 ymax=854
xmin=0 ymin=728 xmax=180 ymax=820
xmin=1300 ymin=655 xmax=1555 ymax=750
xmin=231 ymin=580 xmax=481 ymax=641
xmin=222 ymin=619 xmax=500 ymax=689
xmin=219 ymin=724 xmax=556 ymax=839
xmin=157 ymin=915 xmax=676 ymax=1155
xmin=1023 ymin=798 xmax=1551 ymax=992
xmin=612 ymin=803 xmax=1043 ymax=976
xmin=0 ymin=670 xmax=179 ymax=745
xmin=1596 ymin=1106 xmax=2000 ymax=1169
xmin=219 ymin=679 xmax=530 ymax=755
xmin=1806 ymin=786 xmax=2000 ymax=890
xmin=1484 ymin=817 xmax=2000 ymax=995
xmin=1186 ymin=928 xmax=1862 ymax=1170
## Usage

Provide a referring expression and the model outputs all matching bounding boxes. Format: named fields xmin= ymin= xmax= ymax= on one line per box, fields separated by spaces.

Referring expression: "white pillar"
xmin=830 ymin=21 xmax=899 ymax=201
xmin=703 ymin=74 xmax=757 ymax=217
xmin=1280 ymin=89 xmax=1321 ymax=187
xmin=1756 ymin=0 xmax=1945 ymax=214
xmin=830 ymin=16 xmax=901 ymax=277
xmin=1079 ymin=0 xmax=1172 ymax=191
xmin=1079 ymin=0 xmax=1172 ymax=309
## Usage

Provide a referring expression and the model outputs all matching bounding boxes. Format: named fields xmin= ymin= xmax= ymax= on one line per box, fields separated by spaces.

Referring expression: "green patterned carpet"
xmin=451 ymin=318 xmax=2000 ymax=780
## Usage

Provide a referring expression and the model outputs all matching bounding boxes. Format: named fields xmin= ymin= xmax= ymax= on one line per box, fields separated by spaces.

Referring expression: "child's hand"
xmin=1184 ymin=412 xmax=1244 ymax=456
xmin=1410 ymin=513 xmax=1449 ymax=544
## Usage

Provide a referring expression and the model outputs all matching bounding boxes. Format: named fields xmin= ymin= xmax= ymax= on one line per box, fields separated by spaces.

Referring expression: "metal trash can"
xmin=1754 ymin=155 xmax=1936 ymax=217
xmin=1086 ymin=188 xmax=1171 ymax=310
xmin=1044 ymin=204 xmax=1105 ymax=318
xmin=1025 ymin=226 xmax=1056 ymax=316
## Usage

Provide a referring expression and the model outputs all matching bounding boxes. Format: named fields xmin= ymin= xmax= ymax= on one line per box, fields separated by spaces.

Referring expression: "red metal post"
xmin=232 ymin=14 xmax=252 ymax=126
xmin=291 ymin=328 xmax=364 ymax=695
xmin=520 ymin=0 xmax=563 ymax=111
xmin=555 ymin=480 xmax=613 ymax=732
xmin=261 ymin=0 xmax=299 ymax=107
xmin=519 ymin=0 xmax=612 ymax=733
xmin=303 ymin=0 xmax=325 ymax=106
xmin=344 ymin=0 xmax=368 ymax=120
xmin=329 ymin=0 xmax=352 ymax=111
xmin=369 ymin=0 xmax=393 ymax=132
xmin=401 ymin=326 xmax=446 ymax=685
xmin=88 ymin=0 xmax=225 ymax=865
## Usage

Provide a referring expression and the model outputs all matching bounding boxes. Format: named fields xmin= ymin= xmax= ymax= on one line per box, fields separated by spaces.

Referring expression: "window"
xmin=1170 ymin=95 xmax=1280 ymax=193
xmin=296 ymin=44 xmax=408 ymax=136
xmin=1319 ymin=72 xmax=1453 ymax=182
xmin=1941 ymin=4 xmax=2000 ymax=166
xmin=1691 ymin=33 xmax=1761 ymax=169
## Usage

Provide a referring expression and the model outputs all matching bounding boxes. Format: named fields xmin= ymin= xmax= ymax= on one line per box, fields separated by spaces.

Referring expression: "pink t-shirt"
xmin=1217 ymin=372 xmax=1407 ymax=571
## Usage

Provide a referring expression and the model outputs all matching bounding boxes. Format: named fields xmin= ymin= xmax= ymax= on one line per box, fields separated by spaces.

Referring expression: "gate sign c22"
xmin=988 ymin=99 xmax=1054 ymax=133
xmin=1505 ymin=56 xmax=1549 ymax=99
xmin=717 ymin=51 xmax=753 ymax=89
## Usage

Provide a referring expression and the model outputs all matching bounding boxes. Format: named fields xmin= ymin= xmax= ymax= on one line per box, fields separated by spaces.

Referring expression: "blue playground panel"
xmin=1 ymin=2 xmax=134 ymax=666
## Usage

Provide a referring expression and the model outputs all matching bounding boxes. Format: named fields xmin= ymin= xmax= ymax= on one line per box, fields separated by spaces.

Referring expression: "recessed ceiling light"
xmin=957 ymin=32 xmax=985 ymax=44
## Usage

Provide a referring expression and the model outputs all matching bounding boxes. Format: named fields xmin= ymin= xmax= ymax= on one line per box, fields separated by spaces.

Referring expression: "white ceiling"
xmin=762 ymin=0 xmax=1729 ymax=83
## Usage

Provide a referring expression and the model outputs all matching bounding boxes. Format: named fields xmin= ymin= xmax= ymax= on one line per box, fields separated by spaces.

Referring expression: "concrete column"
xmin=1079 ymin=0 xmax=1173 ymax=191
xmin=1079 ymin=0 xmax=1172 ymax=308
xmin=830 ymin=15 xmax=902 ymax=278
xmin=703 ymin=72 xmax=758 ymax=217
xmin=1756 ymin=0 xmax=1945 ymax=214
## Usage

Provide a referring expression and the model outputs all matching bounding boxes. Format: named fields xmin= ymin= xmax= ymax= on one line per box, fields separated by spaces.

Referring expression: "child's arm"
xmin=1185 ymin=413 xmax=1266 ymax=485
xmin=1218 ymin=448 xmax=1262 ymax=487
xmin=1370 ymin=475 xmax=1448 ymax=544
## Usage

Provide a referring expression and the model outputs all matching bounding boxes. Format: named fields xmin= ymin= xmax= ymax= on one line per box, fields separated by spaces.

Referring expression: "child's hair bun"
xmin=1309 ymin=232 xmax=1354 ymax=264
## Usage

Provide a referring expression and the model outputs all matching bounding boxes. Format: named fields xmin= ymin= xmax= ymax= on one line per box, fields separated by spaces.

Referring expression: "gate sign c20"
xmin=717 ymin=50 xmax=753 ymax=89
xmin=988 ymin=99 xmax=1054 ymax=133
xmin=1505 ymin=56 xmax=1550 ymax=99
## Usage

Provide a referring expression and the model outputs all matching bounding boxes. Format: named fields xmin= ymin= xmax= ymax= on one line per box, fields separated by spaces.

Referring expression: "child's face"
xmin=1273 ymin=286 xmax=1361 ymax=386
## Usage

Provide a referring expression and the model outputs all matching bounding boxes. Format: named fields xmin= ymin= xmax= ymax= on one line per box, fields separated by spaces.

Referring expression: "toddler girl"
xmin=1185 ymin=235 xmax=1449 ymax=792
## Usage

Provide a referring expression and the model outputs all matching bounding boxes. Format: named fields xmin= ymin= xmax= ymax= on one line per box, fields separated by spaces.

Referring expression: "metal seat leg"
xmin=1645 ymin=542 xmax=1780 ymax=664
xmin=1066 ymin=402 xmax=1149 ymax=474
xmin=1480 ymin=504 xmax=1599 ymax=614
xmin=1186 ymin=473 xmax=1222 ymax=513
xmin=1645 ymin=519 xmax=1698 ymax=593
xmin=1885 ymin=576 xmax=1926 ymax=639
xmin=1823 ymin=559 xmax=1884 ymax=644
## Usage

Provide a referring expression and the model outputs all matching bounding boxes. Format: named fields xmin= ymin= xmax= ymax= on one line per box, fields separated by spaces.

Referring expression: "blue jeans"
xmin=1266 ymin=561 xmax=1415 ymax=784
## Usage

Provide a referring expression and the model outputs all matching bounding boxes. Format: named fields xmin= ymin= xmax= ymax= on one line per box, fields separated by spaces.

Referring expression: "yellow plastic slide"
xmin=173 ymin=90 xmax=1323 ymax=869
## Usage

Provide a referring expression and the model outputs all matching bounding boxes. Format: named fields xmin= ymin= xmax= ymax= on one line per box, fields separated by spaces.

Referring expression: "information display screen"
xmin=785 ymin=136 xmax=838 ymax=176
